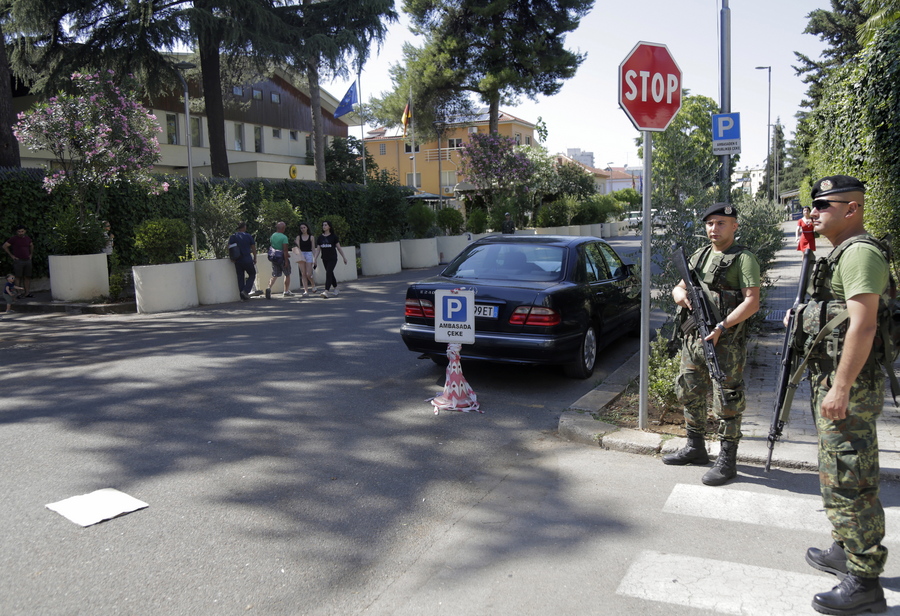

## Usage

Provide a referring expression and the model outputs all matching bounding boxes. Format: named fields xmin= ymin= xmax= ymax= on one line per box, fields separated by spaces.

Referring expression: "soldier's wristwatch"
xmin=716 ymin=321 xmax=727 ymax=333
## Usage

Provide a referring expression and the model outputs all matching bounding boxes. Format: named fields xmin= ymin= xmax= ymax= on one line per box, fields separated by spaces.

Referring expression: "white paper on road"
xmin=46 ymin=488 xmax=148 ymax=527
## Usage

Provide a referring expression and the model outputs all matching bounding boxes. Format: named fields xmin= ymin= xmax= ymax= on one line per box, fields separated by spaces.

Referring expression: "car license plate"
xmin=474 ymin=304 xmax=497 ymax=318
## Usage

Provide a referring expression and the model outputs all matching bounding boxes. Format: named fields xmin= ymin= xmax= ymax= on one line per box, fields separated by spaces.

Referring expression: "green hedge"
xmin=0 ymin=169 xmax=413 ymax=275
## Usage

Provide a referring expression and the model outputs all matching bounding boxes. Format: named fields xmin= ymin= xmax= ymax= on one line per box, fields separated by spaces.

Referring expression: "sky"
xmin=326 ymin=0 xmax=829 ymax=172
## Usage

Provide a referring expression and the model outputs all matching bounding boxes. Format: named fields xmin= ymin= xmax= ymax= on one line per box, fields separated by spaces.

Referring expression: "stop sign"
xmin=619 ymin=41 xmax=682 ymax=131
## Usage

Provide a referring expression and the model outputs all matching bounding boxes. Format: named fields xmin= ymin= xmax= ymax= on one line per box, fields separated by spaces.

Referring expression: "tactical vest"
xmin=792 ymin=234 xmax=900 ymax=399
xmin=688 ymin=243 xmax=753 ymax=340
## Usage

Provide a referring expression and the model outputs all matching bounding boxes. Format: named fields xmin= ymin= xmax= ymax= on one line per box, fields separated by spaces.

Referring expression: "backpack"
xmin=790 ymin=235 xmax=900 ymax=402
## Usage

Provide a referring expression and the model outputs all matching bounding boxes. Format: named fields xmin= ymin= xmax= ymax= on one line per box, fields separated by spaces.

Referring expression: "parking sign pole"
xmin=639 ymin=130 xmax=651 ymax=430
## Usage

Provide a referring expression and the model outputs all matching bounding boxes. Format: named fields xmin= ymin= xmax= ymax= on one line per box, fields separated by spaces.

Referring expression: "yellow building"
xmin=364 ymin=109 xmax=536 ymax=204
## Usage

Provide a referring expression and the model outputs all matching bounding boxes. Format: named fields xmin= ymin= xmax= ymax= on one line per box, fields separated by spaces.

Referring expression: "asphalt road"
xmin=0 ymin=256 xmax=646 ymax=616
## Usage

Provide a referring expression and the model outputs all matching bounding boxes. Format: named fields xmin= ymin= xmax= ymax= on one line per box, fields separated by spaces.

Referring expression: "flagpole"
xmin=408 ymin=85 xmax=416 ymax=192
xmin=358 ymin=73 xmax=366 ymax=186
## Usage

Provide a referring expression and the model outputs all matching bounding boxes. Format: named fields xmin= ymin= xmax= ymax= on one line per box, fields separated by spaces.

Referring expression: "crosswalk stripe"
xmin=663 ymin=483 xmax=900 ymax=543
xmin=617 ymin=550 xmax=900 ymax=615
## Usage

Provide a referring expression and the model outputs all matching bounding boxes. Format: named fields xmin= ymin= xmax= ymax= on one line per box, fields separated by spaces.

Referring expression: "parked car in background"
xmin=401 ymin=235 xmax=641 ymax=378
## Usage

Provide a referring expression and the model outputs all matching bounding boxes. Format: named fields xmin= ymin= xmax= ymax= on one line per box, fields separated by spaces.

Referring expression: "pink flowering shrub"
xmin=14 ymin=70 xmax=167 ymax=214
xmin=457 ymin=133 xmax=534 ymax=199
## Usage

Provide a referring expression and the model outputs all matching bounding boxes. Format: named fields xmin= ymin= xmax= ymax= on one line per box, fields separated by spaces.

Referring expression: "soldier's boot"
xmin=807 ymin=542 xmax=849 ymax=578
xmin=702 ymin=440 xmax=738 ymax=486
xmin=812 ymin=575 xmax=886 ymax=615
xmin=662 ymin=431 xmax=709 ymax=466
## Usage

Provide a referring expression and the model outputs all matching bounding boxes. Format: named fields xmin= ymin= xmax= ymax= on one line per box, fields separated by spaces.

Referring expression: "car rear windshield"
xmin=443 ymin=244 xmax=566 ymax=281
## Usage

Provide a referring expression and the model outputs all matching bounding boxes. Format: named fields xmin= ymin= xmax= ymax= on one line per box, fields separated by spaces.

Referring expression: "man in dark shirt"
xmin=228 ymin=222 xmax=257 ymax=300
xmin=2 ymin=225 xmax=34 ymax=297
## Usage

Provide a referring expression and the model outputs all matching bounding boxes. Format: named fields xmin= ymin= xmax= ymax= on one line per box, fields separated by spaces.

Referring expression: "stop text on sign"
xmin=623 ymin=70 xmax=679 ymax=104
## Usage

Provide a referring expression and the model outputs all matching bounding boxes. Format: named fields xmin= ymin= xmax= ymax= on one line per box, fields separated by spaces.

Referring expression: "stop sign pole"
xmin=618 ymin=42 xmax=682 ymax=430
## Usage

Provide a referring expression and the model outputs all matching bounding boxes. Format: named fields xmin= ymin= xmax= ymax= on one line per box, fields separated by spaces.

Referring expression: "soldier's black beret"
xmin=701 ymin=203 xmax=737 ymax=221
xmin=811 ymin=175 xmax=866 ymax=199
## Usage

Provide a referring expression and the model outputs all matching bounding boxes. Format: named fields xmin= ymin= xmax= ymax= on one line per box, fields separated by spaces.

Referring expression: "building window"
xmin=232 ymin=86 xmax=243 ymax=96
xmin=290 ymin=130 xmax=298 ymax=141
xmin=234 ymin=123 xmax=244 ymax=151
xmin=448 ymin=138 xmax=463 ymax=149
xmin=379 ymin=143 xmax=386 ymax=155
xmin=406 ymin=173 xmax=422 ymax=188
xmin=404 ymin=143 xmax=420 ymax=153
xmin=270 ymin=92 xmax=281 ymax=104
xmin=468 ymin=127 xmax=478 ymax=134
xmin=440 ymin=170 xmax=457 ymax=189
xmin=190 ymin=117 xmax=202 ymax=148
xmin=305 ymin=135 xmax=312 ymax=153
xmin=254 ymin=126 xmax=263 ymax=153
xmin=252 ymin=89 xmax=262 ymax=101
xmin=272 ymin=128 xmax=282 ymax=139
xmin=525 ymin=136 xmax=532 ymax=146
xmin=166 ymin=114 xmax=178 ymax=145
xmin=514 ymin=132 xmax=521 ymax=145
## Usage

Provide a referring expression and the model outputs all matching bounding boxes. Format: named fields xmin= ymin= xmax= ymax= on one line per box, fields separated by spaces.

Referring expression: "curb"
xmin=12 ymin=300 xmax=137 ymax=315
xmin=557 ymin=350 xmax=823 ymax=472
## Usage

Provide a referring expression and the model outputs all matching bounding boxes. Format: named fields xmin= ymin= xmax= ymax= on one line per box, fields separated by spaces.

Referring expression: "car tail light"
xmin=405 ymin=298 xmax=435 ymax=318
xmin=509 ymin=306 xmax=561 ymax=326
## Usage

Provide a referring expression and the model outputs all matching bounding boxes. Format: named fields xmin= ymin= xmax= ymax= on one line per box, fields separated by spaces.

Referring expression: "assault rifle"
xmin=672 ymin=245 xmax=727 ymax=408
xmin=765 ymin=248 xmax=815 ymax=472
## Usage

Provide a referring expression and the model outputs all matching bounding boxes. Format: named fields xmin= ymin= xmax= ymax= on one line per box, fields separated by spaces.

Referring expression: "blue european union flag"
xmin=334 ymin=82 xmax=358 ymax=118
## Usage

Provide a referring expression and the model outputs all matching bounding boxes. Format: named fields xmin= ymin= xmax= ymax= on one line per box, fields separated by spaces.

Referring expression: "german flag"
xmin=401 ymin=102 xmax=411 ymax=137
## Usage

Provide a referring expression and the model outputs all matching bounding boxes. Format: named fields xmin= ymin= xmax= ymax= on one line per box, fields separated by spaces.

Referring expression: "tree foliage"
xmin=372 ymin=0 xmax=591 ymax=135
xmin=324 ymin=136 xmax=377 ymax=185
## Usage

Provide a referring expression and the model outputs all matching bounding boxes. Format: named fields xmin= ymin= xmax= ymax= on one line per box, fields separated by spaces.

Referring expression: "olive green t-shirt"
xmin=832 ymin=240 xmax=889 ymax=300
xmin=697 ymin=248 xmax=761 ymax=289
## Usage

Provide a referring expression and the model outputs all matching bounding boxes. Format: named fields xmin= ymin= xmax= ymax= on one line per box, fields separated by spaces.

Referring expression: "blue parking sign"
xmin=435 ymin=289 xmax=475 ymax=344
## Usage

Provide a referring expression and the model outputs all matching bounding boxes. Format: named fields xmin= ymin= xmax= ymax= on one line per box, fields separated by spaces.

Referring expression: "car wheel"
xmin=430 ymin=354 xmax=450 ymax=367
xmin=565 ymin=325 xmax=597 ymax=379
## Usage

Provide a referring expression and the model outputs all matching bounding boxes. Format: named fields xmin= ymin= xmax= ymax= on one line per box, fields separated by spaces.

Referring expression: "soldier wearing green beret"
xmin=800 ymin=175 xmax=889 ymax=615
xmin=663 ymin=202 xmax=761 ymax=486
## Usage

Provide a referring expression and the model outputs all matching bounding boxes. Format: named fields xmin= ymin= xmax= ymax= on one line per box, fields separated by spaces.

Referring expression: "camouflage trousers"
xmin=675 ymin=332 xmax=746 ymax=441
xmin=810 ymin=364 xmax=887 ymax=578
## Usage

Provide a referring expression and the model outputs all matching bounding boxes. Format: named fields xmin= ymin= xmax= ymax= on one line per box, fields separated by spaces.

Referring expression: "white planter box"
xmin=361 ymin=242 xmax=402 ymax=276
xmin=514 ymin=228 xmax=537 ymax=235
xmin=591 ymin=223 xmax=605 ymax=238
xmin=133 ymin=261 xmax=199 ymax=314
xmin=535 ymin=227 xmax=552 ymax=235
xmin=578 ymin=224 xmax=593 ymax=236
xmin=400 ymin=237 xmax=439 ymax=269
xmin=313 ymin=246 xmax=358 ymax=285
xmin=436 ymin=235 xmax=470 ymax=264
xmin=195 ymin=258 xmax=240 ymax=305
xmin=565 ymin=225 xmax=580 ymax=235
xmin=49 ymin=253 xmax=109 ymax=301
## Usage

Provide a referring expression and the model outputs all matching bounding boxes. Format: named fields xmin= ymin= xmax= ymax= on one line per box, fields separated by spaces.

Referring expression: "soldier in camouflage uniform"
xmin=662 ymin=203 xmax=761 ymax=487
xmin=799 ymin=176 xmax=888 ymax=615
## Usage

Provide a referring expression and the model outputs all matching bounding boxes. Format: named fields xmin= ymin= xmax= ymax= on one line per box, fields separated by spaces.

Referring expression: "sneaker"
xmin=331 ymin=288 xmax=339 ymax=296
xmin=320 ymin=290 xmax=330 ymax=298
xmin=301 ymin=291 xmax=309 ymax=297
xmin=311 ymin=287 xmax=318 ymax=294
xmin=283 ymin=290 xmax=294 ymax=297
xmin=240 ymin=292 xmax=250 ymax=301
xmin=265 ymin=288 xmax=271 ymax=300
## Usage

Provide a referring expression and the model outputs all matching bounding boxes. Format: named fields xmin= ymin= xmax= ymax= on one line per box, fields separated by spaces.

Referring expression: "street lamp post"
xmin=606 ymin=162 xmax=614 ymax=195
xmin=755 ymin=65 xmax=772 ymax=202
xmin=175 ymin=62 xmax=198 ymax=256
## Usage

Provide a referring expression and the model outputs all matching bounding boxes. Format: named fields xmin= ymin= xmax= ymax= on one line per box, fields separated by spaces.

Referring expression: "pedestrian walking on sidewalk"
xmin=662 ymin=203 xmax=760 ymax=487
xmin=796 ymin=206 xmax=816 ymax=252
xmin=228 ymin=222 xmax=257 ymax=300
xmin=313 ymin=220 xmax=347 ymax=298
xmin=796 ymin=175 xmax=889 ymax=615
xmin=266 ymin=222 xmax=293 ymax=299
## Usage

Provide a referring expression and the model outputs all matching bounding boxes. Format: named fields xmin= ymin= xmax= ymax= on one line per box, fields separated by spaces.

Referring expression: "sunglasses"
xmin=811 ymin=199 xmax=853 ymax=211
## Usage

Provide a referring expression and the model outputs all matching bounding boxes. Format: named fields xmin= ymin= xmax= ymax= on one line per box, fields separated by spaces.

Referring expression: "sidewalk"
xmin=559 ymin=220 xmax=900 ymax=480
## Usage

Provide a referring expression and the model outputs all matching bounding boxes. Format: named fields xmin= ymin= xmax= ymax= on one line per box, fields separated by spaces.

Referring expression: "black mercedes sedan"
xmin=400 ymin=235 xmax=641 ymax=378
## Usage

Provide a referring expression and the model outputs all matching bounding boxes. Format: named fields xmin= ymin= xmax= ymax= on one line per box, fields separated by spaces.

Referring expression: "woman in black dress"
xmin=313 ymin=220 xmax=348 ymax=298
